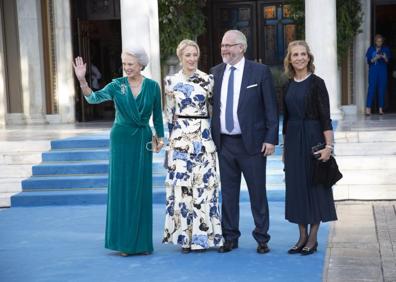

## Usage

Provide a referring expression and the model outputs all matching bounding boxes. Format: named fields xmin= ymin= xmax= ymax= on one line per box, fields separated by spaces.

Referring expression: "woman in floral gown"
xmin=162 ymin=39 xmax=223 ymax=253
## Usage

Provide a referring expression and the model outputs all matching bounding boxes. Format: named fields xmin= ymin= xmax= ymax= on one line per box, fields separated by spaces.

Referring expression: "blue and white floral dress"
xmin=162 ymin=69 xmax=223 ymax=250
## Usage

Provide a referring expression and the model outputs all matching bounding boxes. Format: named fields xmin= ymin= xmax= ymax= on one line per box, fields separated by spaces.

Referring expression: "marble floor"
xmin=336 ymin=113 xmax=396 ymax=131
xmin=0 ymin=122 xmax=112 ymax=142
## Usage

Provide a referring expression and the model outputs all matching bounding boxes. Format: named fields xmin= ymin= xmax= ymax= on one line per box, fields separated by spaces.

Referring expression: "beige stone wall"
xmin=16 ymin=0 xmax=47 ymax=124
xmin=120 ymin=0 xmax=161 ymax=85
xmin=305 ymin=0 xmax=343 ymax=119
xmin=0 ymin=1 xmax=6 ymax=127
xmin=353 ymin=0 xmax=371 ymax=114
xmin=52 ymin=0 xmax=75 ymax=123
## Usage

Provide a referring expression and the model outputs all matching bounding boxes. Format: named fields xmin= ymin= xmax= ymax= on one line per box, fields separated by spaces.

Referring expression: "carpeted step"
xmin=13 ymin=130 xmax=286 ymax=207
xmin=42 ymin=149 xmax=110 ymax=162
xmin=11 ymin=189 xmax=285 ymax=207
xmin=42 ymin=149 xmax=168 ymax=162
xmin=32 ymin=161 xmax=109 ymax=175
xmin=31 ymin=161 xmax=172 ymax=176
xmin=21 ymin=175 xmax=108 ymax=190
xmin=50 ymin=135 xmax=110 ymax=149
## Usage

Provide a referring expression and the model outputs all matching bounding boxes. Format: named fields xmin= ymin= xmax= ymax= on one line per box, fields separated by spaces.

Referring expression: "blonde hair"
xmin=176 ymin=39 xmax=200 ymax=61
xmin=283 ymin=40 xmax=315 ymax=79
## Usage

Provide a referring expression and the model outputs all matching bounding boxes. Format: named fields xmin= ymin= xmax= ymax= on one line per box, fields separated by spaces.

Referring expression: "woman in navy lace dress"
xmin=282 ymin=40 xmax=337 ymax=256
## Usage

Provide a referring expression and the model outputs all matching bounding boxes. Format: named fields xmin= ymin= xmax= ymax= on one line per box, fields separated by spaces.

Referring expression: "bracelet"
xmin=325 ymin=144 xmax=334 ymax=150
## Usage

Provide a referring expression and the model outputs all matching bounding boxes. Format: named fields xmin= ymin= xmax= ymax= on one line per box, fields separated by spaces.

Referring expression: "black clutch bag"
xmin=311 ymin=143 xmax=325 ymax=159
xmin=312 ymin=155 xmax=343 ymax=188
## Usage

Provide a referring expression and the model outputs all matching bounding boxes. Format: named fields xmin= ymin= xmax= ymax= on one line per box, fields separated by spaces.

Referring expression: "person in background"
xmin=365 ymin=34 xmax=391 ymax=115
xmin=72 ymin=46 xmax=164 ymax=256
xmin=162 ymin=39 xmax=223 ymax=253
xmin=282 ymin=40 xmax=337 ymax=256
xmin=90 ymin=63 xmax=102 ymax=90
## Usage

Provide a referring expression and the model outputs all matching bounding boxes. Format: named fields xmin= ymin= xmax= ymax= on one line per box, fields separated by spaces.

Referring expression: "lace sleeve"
xmin=316 ymin=78 xmax=333 ymax=132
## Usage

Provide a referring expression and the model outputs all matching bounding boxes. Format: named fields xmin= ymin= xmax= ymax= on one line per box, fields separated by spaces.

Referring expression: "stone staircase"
xmin=333 ymin=127 xmax=396 ymax=200
xmin=10 ymin=134 xmax=285 ymax=207
xmin=7 ymin=115 xmax=396 ymax=207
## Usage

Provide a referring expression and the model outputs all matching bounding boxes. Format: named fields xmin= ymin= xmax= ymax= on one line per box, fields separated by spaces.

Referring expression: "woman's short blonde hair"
xmin=176 ymin=39 xmax=200 ymax=61
xmin=121 ymin=46 xmax=149 ymax=70
xmin=283 ymin=40 xmax=315 ymax=79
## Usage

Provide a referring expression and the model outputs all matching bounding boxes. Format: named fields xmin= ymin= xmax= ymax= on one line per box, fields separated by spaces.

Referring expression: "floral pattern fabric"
xmin=162 ymin=70 xmax=223 ymax=250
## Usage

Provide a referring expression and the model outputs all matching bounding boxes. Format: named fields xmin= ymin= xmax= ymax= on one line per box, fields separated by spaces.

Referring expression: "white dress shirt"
xmin=220 ymin=57 xmax=245 ymax=134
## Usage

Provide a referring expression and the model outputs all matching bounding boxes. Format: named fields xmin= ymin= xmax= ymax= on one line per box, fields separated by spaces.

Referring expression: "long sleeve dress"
xmin=283 ymin=74 xmax=337 ymax=224
xmin=162 ymin=70 xmax=223 ymax=250
xmin=85 ymin=76 xmax=164 ymax=254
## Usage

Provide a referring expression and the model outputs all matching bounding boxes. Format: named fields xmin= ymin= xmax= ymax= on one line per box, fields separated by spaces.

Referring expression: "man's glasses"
xmin=220 ymin=43 xmax=241 ymax=49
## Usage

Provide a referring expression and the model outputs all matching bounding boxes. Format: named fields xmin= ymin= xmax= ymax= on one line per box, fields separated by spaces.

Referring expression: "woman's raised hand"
xmin=72 ymin=56 xmax=87 ymax=81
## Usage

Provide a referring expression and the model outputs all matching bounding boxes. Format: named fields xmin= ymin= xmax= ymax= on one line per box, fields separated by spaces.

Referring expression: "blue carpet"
xmin=0 ymin=203 xmax=328 ymax=282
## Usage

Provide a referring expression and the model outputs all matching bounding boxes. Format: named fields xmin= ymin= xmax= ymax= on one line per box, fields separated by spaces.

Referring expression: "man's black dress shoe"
xmin=218 ymin=240 xmax=238 ymax=253
xmin=257 ymin=243 xmax=270 ymax=254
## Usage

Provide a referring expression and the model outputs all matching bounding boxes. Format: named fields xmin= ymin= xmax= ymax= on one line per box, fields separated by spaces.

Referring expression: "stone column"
xmin=16 ymin=0 xmax=47 ymax=124
xmin=353 ymin=0 xmax=371 ymax=114
xmin=305 ymin=0 xmax=343 ymax=119
xmin=0 ymin=6 xmax=6 ymax=128
xmin=52 ymin=0 xmax=75 ymax=123
xmin=120 ymin=0 xmax=161 ymax=84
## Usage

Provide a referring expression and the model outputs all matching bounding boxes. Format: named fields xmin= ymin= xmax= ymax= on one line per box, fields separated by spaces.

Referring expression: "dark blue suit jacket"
xmin=210 ymin=59 xmax=279 ymax=155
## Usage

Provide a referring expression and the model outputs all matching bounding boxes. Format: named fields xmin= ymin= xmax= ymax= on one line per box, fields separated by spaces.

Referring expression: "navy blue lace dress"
xmin=284 ymin=76 xmax=337 ymax=224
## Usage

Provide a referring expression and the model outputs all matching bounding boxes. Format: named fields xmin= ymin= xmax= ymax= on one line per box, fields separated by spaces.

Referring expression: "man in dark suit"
xmin=210 ymin=30 xmax=279 ymax=254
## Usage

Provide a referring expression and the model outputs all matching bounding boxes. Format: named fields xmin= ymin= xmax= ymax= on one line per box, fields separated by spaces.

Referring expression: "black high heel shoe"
xmin=287 ymin=244 xmax=305 ymax=254
xmin=301 ymin=242 xmax=318 ymax=256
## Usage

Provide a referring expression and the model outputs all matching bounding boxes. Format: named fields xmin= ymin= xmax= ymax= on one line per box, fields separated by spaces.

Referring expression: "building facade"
xmin=0 ymin=0 xmax=395 ymax=127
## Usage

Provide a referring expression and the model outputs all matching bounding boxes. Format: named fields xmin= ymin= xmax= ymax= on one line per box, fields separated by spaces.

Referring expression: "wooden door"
xmin=209 ymin=1 xmax=296 ymax=66
xmin=257 ymin=2 xmax=296 ymax=65
xmin=211 ymin=2 xmax=258 ymax=64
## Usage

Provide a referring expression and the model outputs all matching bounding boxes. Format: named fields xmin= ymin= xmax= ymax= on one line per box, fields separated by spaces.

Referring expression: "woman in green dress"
xmin=73 ymin=47 xmax=164 ymax=256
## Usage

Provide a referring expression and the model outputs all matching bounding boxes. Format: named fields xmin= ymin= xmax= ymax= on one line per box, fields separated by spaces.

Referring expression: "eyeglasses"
xmin=220 ymin=43 xmax=241 ymax=49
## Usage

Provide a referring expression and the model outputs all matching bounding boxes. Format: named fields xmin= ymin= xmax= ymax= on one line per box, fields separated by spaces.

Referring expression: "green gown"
xmin=85 ymin=77 xmax=164 ymax=254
